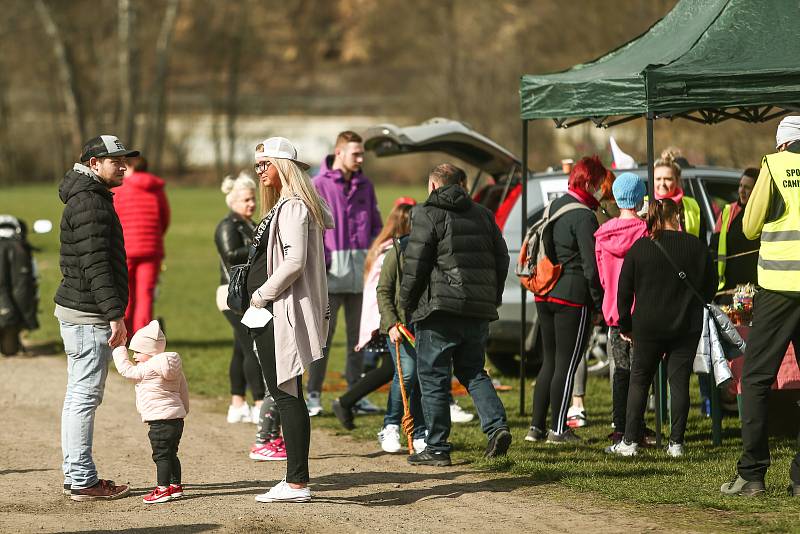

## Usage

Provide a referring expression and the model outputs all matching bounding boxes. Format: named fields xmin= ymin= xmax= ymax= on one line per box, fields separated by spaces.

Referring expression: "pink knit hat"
xmin=129 ymin=320 xmax=166 ymax=355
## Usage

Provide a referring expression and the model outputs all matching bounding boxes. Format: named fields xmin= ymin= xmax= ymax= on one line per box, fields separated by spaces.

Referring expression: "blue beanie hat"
xmin=612 ymin=172 xmax=646 ymax=209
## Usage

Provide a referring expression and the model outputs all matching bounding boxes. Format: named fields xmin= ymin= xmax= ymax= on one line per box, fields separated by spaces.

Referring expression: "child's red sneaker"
xmin=142 ymin=486 xmax=172 ymax=504
xmin=169 ymin=484 xmax=184 ymax=498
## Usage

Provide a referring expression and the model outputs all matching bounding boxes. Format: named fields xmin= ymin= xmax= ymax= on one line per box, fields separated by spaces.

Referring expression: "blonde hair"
xmin=221 ymin=171 xmax=257 ymax=209
xmin=363 ymin=203 xmax=413 ymax=280
xmin=654 ymin=148 xmax=683 ymax=187
xmin=257 ymin=156 xmax=330 ymax=228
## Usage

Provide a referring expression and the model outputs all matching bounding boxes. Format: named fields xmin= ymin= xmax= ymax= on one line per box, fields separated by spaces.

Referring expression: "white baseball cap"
xmin=255 ymin=137 xmax=310 ymax=170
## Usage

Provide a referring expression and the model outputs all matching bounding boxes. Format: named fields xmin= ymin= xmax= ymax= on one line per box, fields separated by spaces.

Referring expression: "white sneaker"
xmin=666 ymin=441 xmax=684 ymax=458
xmin=604 ymin=440 xmax=638 ymax=457
xmin=566 ymin=405 xmax=587 ymax=428
xmin=306 ymin=392 xmax=322 ymax=417
xmin=227 ymin=402 xmax=250 ymax=423
xmin=377 ymin=424 xmax=402 ymax=454
xmin=450 ymin=402 xmax=474 ymax=423
xmin=251 ymin=404 xmax=262 ymax=424
xmin=254 ymin=479 xmax=311 ymax=503
xmin=412 ymin=437 xmax=427 ymax=454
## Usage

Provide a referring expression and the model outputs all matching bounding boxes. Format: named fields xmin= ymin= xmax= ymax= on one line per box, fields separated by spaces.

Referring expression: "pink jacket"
xmin=594 ymin=217 xmax=648 ymax=326
xmin=355 ymin=241 xmax=391 ymax=351
xmin=112 ymin=346 xmax=189 ymax=422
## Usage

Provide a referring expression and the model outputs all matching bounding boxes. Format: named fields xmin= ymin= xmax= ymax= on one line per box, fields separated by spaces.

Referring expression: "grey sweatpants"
xmin=307 ymin=292 xmax=363 ymax=394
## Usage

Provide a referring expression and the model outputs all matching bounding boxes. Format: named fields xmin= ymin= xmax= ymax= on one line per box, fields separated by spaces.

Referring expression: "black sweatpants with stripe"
xmin=531 ymin=302 xmax=590 ymax=434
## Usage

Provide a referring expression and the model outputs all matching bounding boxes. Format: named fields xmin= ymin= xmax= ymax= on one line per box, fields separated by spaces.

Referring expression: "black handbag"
xmin=226 ymin=198 xmax=287 ymax=313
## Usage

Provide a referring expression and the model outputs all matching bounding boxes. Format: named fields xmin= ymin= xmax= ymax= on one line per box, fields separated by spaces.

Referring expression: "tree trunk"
xmin=224 ymin=2 xmax=245 ymax=176
xmin=34 ymin=0 xmax=84 ymax=154
xmin=144 ymin=0 xmax=180 ymax=172
xmin=118 ymin=0 xmax=138 ymax=146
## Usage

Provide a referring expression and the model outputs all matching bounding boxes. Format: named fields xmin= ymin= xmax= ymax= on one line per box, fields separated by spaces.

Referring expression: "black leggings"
xmin=148 ymin=419 xmax=184 ymax=487
xmin=623 ymin=333 xmax=700 ymax=445
xmin=223 ymin=310 xmax=266 ymax=400
xmin=252 ymin=321 xmax=310 ymax=484
xmin=339 ymin=352 xmax=393 ymax=410
xmin=531 ymin=302 xmax=591 ymax=434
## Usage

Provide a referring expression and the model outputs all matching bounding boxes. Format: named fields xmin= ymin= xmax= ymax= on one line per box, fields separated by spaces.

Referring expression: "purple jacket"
xmin=313 ymin=156 xmax=382 ymax=293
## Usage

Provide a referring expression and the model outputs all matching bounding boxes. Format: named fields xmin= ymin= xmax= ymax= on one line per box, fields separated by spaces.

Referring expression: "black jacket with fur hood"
xmin=54 ymin=164 xmax=128 ymax=321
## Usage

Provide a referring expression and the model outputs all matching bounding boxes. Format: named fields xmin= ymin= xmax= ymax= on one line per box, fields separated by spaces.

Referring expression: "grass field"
xmin=2 ymin=183 xmax=799 ymax=532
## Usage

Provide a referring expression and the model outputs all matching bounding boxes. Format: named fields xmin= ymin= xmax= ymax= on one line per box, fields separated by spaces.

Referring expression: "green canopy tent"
xmin=517 ymin=0 xmax=800 ymax=444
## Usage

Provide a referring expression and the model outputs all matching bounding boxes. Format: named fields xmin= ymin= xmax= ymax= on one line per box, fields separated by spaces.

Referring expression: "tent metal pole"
xmin=646 ymin=112 xmax=665 ymax=448
xmin=519 ymin=119 xmax=529 ymax=416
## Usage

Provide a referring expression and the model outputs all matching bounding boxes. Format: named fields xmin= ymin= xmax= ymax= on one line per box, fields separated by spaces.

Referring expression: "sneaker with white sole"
xmin=354 ymin=397 xmax=381 ymax=415
xmin=227 ymin=402 xmax=251 ymax=423
xmin=306 ymin=392 xmax=322 ymax=417
xmin=666 ymin=441 xmax=684 ymax=458
xmin=255 ymin=479 xmax=311 ymax=503
xmin=566 ymin=406 xmax=587 ymax=428
xmin=378 ymin=424 xmax=402 ymax=453
xmin=450 ymin=402 xmax=474 ymax=423
xmin=605 ymin=439 xmax=638 ymax=456
xmin=413 ymin=437 xmax=427 ymax=454
xmin=142 ymin=486 xmax=172 ymax=504
xmin=249 ymin=441 xmax=287 ymax=461
xmin=168 ymin=484 xmax=184 ymax=498
xmin=546 ymin=429 xmax=581 ymax=445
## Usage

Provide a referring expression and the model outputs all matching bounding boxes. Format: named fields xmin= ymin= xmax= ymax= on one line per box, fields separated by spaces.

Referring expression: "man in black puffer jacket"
xmin=55 ymin=135 xmax=138 ymax=502
xmin=400 ymin=163 xmax=511 ymax=466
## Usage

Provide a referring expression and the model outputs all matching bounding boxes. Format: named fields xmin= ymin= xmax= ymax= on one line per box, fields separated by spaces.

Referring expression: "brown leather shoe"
xmin=70 ymin=479 xmax=130 ymax=502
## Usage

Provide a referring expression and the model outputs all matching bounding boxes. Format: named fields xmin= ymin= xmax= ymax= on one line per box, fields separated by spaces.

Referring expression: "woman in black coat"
xmin=608 ymin=199 xmax=717 ymax=458
xmin=215 ymin=173 xmax=265 ymax=424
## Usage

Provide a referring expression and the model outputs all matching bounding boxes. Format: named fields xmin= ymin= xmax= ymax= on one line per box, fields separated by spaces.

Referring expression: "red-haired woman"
xmin=526 ymin=156 xmax=606 ymax=444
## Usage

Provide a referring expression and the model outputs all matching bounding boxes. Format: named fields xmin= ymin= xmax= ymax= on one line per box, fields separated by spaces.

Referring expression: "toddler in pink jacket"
xmin=112 ymin=320 xmax=189 ymax=504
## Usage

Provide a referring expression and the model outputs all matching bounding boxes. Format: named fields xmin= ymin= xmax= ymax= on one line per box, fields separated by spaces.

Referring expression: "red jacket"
xmin=113 ymin=172 xmax=170 ymax=259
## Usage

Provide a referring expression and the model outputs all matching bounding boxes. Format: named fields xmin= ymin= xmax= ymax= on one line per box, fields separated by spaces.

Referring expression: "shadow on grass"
xmin=61 ymin=525 xmax=220 ymax=534
xmin=309 ymin=470 xmax=538 ymax=506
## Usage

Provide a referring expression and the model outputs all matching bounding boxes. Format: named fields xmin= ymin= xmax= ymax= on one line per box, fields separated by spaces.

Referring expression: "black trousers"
xmin=148 ymin=419 xmax=184 ymax=487
xmin=223 ymin=310 xmax=266 ymax=400
xmin=623 ymin=333 xmax=699 ymax=445
xmin=252 ymin=321 xmax=310 ymax=484
xmin=737 ymin=289 xmax=800 ymax=484
xmin=339 ymin=352 xmax=393 ymax=409
xmin=532 ymin=302 xmax=591 ymax=434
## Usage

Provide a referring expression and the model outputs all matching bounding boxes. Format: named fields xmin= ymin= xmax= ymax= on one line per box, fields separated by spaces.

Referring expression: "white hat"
xmin=776 ymin=116 xmax=800 ymax=149
xmin=255 ymin=137 xmax=310 ymax=170
xmin=129 ymin=320 xmax=166 ymax=355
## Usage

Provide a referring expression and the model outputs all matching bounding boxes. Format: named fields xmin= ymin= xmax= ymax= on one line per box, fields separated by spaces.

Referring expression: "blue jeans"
xmin=415 ymin=315 xmax=508 ymax=453
xmin=60 ymin=321 xmax=112 ymax=489
xmin=384 ymin=336 xmax=426 ymax=439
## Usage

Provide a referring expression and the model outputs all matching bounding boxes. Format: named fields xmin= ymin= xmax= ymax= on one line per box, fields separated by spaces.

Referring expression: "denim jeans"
xmin=384 ymin=336 xmax=426 ymax=439
xmin=415 ymin=315 xmax=508 ymax=453
xmin=59 ymin=321 xmax=112 ymax=489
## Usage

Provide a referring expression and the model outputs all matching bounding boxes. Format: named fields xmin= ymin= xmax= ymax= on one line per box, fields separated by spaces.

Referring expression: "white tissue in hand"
xmin=241 ymin=306 xmax=273 ymax=328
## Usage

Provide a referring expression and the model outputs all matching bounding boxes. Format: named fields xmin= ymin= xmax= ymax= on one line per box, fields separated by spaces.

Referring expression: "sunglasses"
xmin=254 ymin=161 xmax=272 ymax=173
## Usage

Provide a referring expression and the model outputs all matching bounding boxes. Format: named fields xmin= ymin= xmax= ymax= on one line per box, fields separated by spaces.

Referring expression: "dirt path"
xmin=0 ymin=354 xmax=696 ymax=534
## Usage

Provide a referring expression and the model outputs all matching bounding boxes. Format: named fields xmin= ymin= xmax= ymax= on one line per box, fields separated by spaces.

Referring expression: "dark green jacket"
xmin=399 ymin=185 xmax=509 ymax=323
xmin=376 ymin=237 xmax=406 ymax=333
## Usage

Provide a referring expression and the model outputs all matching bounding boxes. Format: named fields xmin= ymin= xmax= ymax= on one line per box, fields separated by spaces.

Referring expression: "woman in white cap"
xmin=247 ymin=137 xmax=333 ymax=503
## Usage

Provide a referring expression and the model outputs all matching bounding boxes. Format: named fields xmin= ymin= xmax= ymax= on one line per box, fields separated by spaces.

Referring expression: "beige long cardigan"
xmin=255 ymin=197 xmax=333 ymax=397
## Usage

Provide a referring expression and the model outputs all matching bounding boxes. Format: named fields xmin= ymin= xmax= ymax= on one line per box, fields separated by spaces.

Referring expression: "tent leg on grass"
xmin=519 ymin=119 xmax=529 ymax=417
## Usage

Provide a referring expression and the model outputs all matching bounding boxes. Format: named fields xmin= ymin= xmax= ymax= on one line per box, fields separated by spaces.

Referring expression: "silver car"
xmin=364 ymin=118 xmax=744 ymax=375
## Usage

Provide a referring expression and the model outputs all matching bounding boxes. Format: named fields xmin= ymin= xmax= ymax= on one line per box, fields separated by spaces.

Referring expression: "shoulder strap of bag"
xmin=652 ymin=238 xmax=707 ymax=308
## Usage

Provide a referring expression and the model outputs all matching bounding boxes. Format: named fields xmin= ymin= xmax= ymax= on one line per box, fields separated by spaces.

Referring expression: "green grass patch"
xmin=3 ymin=183 xmax=799 ymax=532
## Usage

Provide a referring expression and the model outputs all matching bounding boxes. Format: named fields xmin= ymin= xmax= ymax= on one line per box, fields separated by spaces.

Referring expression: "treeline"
xmin=0 ymin=0 xmax=771 ymax=184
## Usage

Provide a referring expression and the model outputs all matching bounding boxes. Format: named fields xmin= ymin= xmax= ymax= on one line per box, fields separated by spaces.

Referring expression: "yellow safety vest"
xmin=682 ymin=196 xmax=701 ymax=238
xmin=757 ymin=151 xmax=800 ymax=291
xmin=717 ymin=203 xmax=732 ymax=290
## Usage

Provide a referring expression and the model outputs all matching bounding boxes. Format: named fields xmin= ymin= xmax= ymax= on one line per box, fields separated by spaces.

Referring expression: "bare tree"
xmin=225 ymin=1 xmax=247 ymax=175
xmin=118 ymin=0 xmax=138 ymax=146
xmin=34 ymin=0 xmax=84 ymax=153
xmin=143 ymin=0 xmax=180 ymax=172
